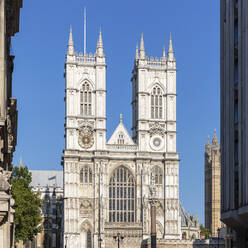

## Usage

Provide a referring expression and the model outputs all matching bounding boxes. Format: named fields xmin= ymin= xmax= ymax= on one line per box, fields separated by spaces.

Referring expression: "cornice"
xmin=65 ymin=116 xmax=107 ymax=120
xmin=63 ymin=149 xmax=180 ymax=162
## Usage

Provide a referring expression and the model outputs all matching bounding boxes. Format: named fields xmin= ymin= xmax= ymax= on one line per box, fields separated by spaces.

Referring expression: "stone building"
xmin=0 ymin=0 xmax=22 ymax=247
xmin=25 ymin=169 xmax=199 ymax=248
xmin=63 ymin=27 xmax=180 ymax=248
xmin=220 ymin=0 xmax=248 ymax=246
xmin=20 ymin=170 xmax=63 ymax=248
xmin=180 ymin=204 xmax=200 ymax=241
xmin=62 ymin=20 xmax=201 ymax=247
xmin=204 ymin=131 xmax=221 ymax=237
xmin=143 ymin=238 xmax=225 ymax=248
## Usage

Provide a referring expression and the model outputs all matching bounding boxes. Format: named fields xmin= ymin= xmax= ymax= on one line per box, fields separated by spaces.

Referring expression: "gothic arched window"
xmin=87 ymin=230 xmax=92 ymax=248
xmin=151 ymin=166 xmax=163 ymax=185
xmin=80 ymin=166 xmax=92 ymax=184
xmin=80 ymin=82 xmax=92 ymax=116
xmin=109 ymin=166 xmax=135 ymax=223
xmin=151 ymin=86 xmax=163 ymax=119
xmin=117 ymin=132 xmax=124 ymax=145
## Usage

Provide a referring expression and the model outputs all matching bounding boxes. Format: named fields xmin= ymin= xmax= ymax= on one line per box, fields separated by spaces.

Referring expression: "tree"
xmin=200 ymin=224 xmax=210 ymax=239
xmin=11 ymin=166 xmax=42 ymax=243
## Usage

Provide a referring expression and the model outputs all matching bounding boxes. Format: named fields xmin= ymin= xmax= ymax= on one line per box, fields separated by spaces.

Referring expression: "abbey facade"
xmin=63 ymin=27 xmax=181 ymax=248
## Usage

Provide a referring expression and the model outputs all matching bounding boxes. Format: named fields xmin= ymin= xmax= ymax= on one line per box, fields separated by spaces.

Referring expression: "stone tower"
xmin=63 ymin=27 xmax=107 ymax=247
xmin=63 ymin=26 xmax=181 ymax=247
xmin=131 ymin=33 xmax=180 ymax=240
xmin=204 ymin=130 xmax=221 ymax=237
xmin=132 ymin=33 xmax=177 ymax=154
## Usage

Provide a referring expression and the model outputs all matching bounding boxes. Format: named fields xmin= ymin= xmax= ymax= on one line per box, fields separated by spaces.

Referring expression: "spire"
xmin=19 ymin=156 xmax=23 ymax=168
xmin=163 ymin=46 xmax=166 ymax=57
xmin=120 ymin=113 xmax=123 ymax=123
xmin=139 ymin=33 xmax=146 ymax=59
xmin=136 ymin=43 xmax=139 ymax=59
xmin=168 ymin=33 xmax=175 ymax=61
xmin=67 ymin=26 xmax=74 ymax=55
xmin=98 ymin=28 xmax=103 ymax=47
xmin=169 ymin=33 xmax=173 ymax=52
xmin=205 ymin=136 xmax=211 ymax=153
xmin=212 ymin=129 xmax=219 ymax=146
xmin=161 ymin=46 xmax=166 ymax=61
xmin=96 ymin=28 xmax=104 ymax=57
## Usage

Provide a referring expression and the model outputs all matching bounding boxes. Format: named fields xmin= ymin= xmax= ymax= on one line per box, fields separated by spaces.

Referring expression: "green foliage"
xmin=190 ymin=215 xmax=194 ymax=222
xmin=11 ymin=166 xmax=43 ymax=243
xmin=200 ymin=224 xmax=210 ymax=239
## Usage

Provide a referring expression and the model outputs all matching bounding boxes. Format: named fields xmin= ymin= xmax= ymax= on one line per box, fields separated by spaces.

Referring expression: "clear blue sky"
xmin=12 ymin=0 xmax=220 ymax=225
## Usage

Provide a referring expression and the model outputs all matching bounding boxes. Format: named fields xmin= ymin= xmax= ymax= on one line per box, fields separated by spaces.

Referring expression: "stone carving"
xmin=78 ymin=122 xmax=95 ymax=149
xmin=81 ymin=199 xmax=91 ymax=209
xmin=156 ymin=222 xmax=164 ymax=238
xmin=6 ymin=114 xmax=14 ymax=153
xmin=80 ymin=200 xmax=92 ymax=217
xmin=0 ymin=168 xmax=11 ymax=192
xmin=78 ymin=120 xmax=94 ymax=128
xmin=149 ymin=122 xmax=165 ymax=137
xmin=80 ymin=219 xmax=92 ymax=232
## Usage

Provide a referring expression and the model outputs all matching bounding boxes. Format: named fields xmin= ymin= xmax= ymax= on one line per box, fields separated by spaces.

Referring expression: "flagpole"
xmin=84 ymin=7 xmax=86 ymax=55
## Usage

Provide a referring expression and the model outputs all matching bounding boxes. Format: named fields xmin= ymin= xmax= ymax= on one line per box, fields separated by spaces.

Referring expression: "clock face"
xmin=150 ymin=136 xmax=164 ymax=151
xmin=82 ymin=136 xmax=90 ymax=145
xmin=153 ymin=137 xmax=161 ymax=147
xmin=78 ymin=126 xmax=94 ymax=149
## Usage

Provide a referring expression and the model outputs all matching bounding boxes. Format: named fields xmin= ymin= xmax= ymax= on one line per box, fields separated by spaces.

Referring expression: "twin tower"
xmin=63 ymin=26 xmax=180 ymax=248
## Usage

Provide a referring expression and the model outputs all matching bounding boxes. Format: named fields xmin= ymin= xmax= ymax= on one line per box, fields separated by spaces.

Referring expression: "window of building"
xmin=151 ymin=86 xmax=163 ymax=119
xmin=80 ymin=166 xmax=92 ymax=184
xmin=117 ymin=132 xmax=124 ymax=145
xmin=87 ymin=230 xmax=92 ymax=248
xmin=234 ymin=64 xmax=238 ymax=85
xmin=151 ymin=166 xmax=163 ymax=185
xmin=43 ymin=234 xmax=52 ymax=248
xmin=109 ymin=166 xmax=135 ymax=223
xmin=80 ymin=82 xmax=92 ymax=116
xmin=52 ymin=208 xmax=56 ymax=215
xmin=234 ymin=102 xmax=238 ymax=124
xmin=31 ymin=240 xmax=35 ymax=248
xmin=234 ymin=25 xmax=238 ymax=46
xmin=182 ymin=232 xmax=187 ymax=240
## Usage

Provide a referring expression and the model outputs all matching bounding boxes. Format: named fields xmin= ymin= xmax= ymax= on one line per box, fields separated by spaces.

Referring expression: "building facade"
xmin=180 ymin=204 xmax=200 ymax=240
xmin=63 ymin=27 xmax=182 ymax=248
xmin=17 ymin=170 xmax=64 ymax=248
xmin=220 ymin=0 xmax=248 ymax=246
xmin=26 ymin=169 xmax=199 ymax=248
xmin=0 ymin=0 xmax=22 ymax=247
xmin=204 ymin=131 xmax=221 ymax=237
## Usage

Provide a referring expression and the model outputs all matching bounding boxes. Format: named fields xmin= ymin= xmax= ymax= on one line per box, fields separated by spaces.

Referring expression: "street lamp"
xmin=65 ymin=235 xmax=68 ymax=248
xmin=149 ymin=173 xmax=157 ymax=248
xmin=98 ymin=236 xmax=103 ymax=248
xmin=63 ymin=197 xmax=68 ymax=248
xmin=113 ymin=232 xmax=124 ymax=248
xmin=217 ymin=228 xmax=220 ymax=248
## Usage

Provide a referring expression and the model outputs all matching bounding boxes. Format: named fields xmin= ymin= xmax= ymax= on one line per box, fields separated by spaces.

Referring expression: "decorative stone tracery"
xmin=149 ymin=122 xmax=165 ymax=137
xmin=78 ymin=122 xmax=95 ymax=149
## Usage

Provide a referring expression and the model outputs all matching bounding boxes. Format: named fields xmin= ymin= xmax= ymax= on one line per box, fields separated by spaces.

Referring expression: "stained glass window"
xmin=151 ymin=86 xmax=163 ymax=119
xmin=80 ymin=166 xmax=92 ymax=184
xmin=109 ymin=166 xmax=135 ymax=222
xmin=80 ymin=82 xmax=92 ymax=115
